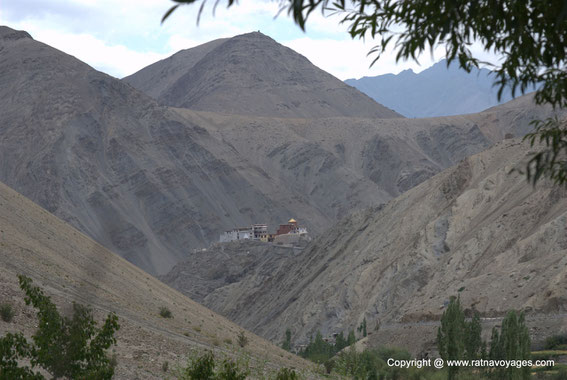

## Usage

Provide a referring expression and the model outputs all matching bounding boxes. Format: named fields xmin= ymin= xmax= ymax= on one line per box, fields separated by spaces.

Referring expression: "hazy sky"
xmin=0 ymin=0 xmax=496 ymax=80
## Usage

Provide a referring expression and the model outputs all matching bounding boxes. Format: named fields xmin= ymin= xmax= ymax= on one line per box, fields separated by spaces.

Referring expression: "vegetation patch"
xmin=0 ymin=302 xmax=15 ymax=322
xmin=159 ymin=306 xmax=173 ymax=318
xmin=0 ymin=275 xmax=119 ymax=379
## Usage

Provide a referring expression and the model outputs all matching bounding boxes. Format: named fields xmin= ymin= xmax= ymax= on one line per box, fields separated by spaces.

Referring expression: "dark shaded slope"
xmin=0 ymin=26 xmax=332 ymax=274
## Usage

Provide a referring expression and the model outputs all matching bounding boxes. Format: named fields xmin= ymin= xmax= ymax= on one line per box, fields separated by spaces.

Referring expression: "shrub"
xmin=183 ymin=351 xmax=216 ymax=379
xmin=299 ymin=330 xmax=338 ymax=364
xmin=544 ymin=334 xmax=567 ymax=350
xmin=179 ymin=351 xmax=248 ymax=380
xmin=223 ymin=338 xmax=233 ymax=345
xmin=159 ymin=306 xmax=173 ymax=318
xmin=0 ymin=275 xmax=119 ymax=379
xmin=0 ymin=303 xmax=15 ymax=322
xmin=217 ymin=359 xmax=248 ymax=380
xmin=237 ymin=331 xmax=248 ymax=348
xmin=275 ymin=367 xmax=299 ymax=380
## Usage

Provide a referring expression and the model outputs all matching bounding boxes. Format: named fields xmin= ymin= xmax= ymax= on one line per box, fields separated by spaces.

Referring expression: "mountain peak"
xmin=0 ymin=26 xmax=33 ymax=41
xmin=124 ymin=33 xmax=402 ymax=119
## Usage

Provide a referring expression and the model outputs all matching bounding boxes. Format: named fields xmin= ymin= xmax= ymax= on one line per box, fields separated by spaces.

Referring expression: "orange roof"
xmin=288 ymin=218 xmax=297 ymax=223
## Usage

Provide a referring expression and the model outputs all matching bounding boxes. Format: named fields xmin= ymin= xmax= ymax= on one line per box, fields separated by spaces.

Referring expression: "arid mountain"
xmin=0 ymin=26 xmax=301 ymax=274
xmin=162 ymin=139 xmax=567 ymax=353
xmin=123 ymin=32 xmax=402 ymax=118
xmin=0 ymin=26 xmax=380 ymax=275
xmin=173 ymin=93 xmax=555 ymax=200
xmin=0 ymin=180 xmax=315 ymax=379
xmin=345 ymin=59 xmax=535 ymax=118
xmin=3 ymin=26 xmax=551 ymax=276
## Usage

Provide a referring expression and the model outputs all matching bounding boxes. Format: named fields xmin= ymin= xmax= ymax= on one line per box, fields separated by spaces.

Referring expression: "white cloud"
xmin=0 ymin=0 xmax=499 ymax=80
xmin=283 ymin=37 xmax=447 ymax=80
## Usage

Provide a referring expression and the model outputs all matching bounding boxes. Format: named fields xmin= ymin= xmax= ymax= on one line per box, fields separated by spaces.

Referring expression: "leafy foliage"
xmin=0 ymin=332 xmax=43 ymax=379
xmin=163 ymin=0 xmax=567 ymax=185
xmin=489 ymin=310 xmax=531 ymax=380
xmin=299 ymin=331 xmax=334 ymax=363
xmin=275 ymin=367 xmax=299 ymax=380
xmin=0 ymin=275 xmax=120 ymax=380
xmin=183 ymin=351 xmax=216 ymax=379
xmin=334 ymin=346 xmax=414 ymax=380
xmin=523 ymin=117 xmax=567 ymax=186
xmin=544 ymin=333 xmax=567 ymax=350
xmin=179 ymin=350 xmax=250 ymax=380
xmin=437 ymin=297 xmax=483 ymax=380
xmin=299 ymin=328 xmax=360 ymax=364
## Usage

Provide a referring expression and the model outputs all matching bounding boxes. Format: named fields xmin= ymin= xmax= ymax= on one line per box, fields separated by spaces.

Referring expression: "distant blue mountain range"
xmin=345 ymin=60 xmax=533 ymax=118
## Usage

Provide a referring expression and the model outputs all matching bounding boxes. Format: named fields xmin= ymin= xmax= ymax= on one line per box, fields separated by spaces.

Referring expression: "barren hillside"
xmin=0 ymin=180 xmax=315 ymax=379
xmin=2 ymin=26 xmax=553 ymax=276
xmin=163 ymin=139 xmax=567 ymax=352
xmin=0 ymin=26 xmax=384 ymax=275
xmin=173 ymin=93 xmax=556 ymax=200
xmin=124 ymin=32 xmax=401 ymax=119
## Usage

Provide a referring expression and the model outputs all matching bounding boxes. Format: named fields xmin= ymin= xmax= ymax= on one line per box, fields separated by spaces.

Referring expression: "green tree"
xmin=334 ymin=331 xmax=347 ymax=352
xmin=282 ymin=328 xmax=292 ymax=351
xmin=357 ymin=318 xmax=367 ymax=338
xmin=465 ymin=312 xmax=482 ymax=360
xmin=437 ymin=297 xmax=466 ymax=380
xmin=0 ymin=275 xmax=120 ymax=379
xmin=347 ymin=330 xmax=356 ymax=346
xmin=489 ymin=311 xmax=531 ymax=380
xmin=164 ymin=0 xmax=567 ymax=186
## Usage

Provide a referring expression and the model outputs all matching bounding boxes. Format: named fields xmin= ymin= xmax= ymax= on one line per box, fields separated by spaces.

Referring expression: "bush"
xmin=179 ymin=351 xmax=248 ymax=380
xmin=0 ymin=275 xmax=120 ymax=379
xmin=237 ymin=331 xmax=248 ymax=348
xmin=159 ymin=306 xmax=173 ymax=318
xmin=544 ymin=334 xmax=567 ymax=350
xmin=275 ymin=367 xmax=299 ymax=380
xmin=183 ymin=351 xmax=216 ymax=379
xmin=217 ymin=359 xmax=248 ymax=380
xmin=0 ymin=303 xmax=15 ymax=322
xmin=298 ymin=331 xmax=334 ymax=363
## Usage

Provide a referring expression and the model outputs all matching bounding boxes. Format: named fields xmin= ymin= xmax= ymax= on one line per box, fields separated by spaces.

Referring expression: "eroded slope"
xmin=0 ymin=180 xmax=313 ymax=378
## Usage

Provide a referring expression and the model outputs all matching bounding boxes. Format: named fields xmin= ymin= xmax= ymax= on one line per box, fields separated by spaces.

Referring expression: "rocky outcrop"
xmin=0 ymin=26 xmax=558 ymax=277
xmin=163 ymin=140 xmax=567 ymax=352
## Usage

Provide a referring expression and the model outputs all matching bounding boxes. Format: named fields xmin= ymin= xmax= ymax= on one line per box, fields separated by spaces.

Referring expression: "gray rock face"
xmin=0 ymin=26 xmax=32 ymax=41
xmin=163 ymin=140 xmax=567 ymax=353
xmin=124 ymin=32 xmax=402 ymax=119
xmin=345 ymin=59 xmax=535 ymax=118
xmin=0 ymin=26 xmax=556 ymax=279
xmin=0 ymin=27 xmax=338 ymax=274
